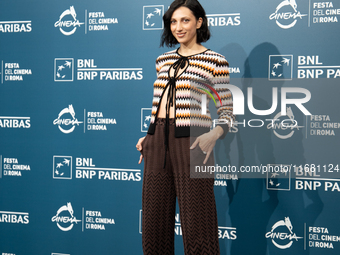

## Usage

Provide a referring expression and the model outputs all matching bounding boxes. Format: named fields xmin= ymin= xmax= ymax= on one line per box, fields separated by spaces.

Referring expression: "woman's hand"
xmin=190 ymin=126 xmax=224 ymax=164
xmin=136 ymin=136 xmax=146 ymax=164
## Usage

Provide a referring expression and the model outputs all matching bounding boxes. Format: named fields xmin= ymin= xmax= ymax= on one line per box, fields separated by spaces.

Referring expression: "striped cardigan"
xmin=147 ymin=49 xmax=234 ymax=138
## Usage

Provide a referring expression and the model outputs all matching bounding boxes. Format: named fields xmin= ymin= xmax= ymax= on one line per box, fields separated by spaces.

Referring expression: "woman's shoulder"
xmin=200 ymin=50 xmax=229 ymax=69
xmin=203 ymin=50 xmax=228 ymax=63
xmin=156 ymin=49 xmax=178 ymax=61
xmin=155 ymin=49 xmax=180 ymax=71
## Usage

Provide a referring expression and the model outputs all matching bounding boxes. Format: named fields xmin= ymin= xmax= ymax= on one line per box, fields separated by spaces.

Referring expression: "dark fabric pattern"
xmin=142 ymin=120 xmax=220 ymax=255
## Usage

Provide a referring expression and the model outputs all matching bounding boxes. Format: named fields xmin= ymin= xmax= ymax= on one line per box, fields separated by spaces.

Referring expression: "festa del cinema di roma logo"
xmin=269 ymin=0 xmax=307 ymax=29
xmin=51 ymin=202 xmax=81 ymax=231
xmin=53 ymin=105 xmax=83 ymax=134
xmin=55 ymin=6 xmax=84 ymax=35
xmin=266 ymin=217 xmax=303 ymax=249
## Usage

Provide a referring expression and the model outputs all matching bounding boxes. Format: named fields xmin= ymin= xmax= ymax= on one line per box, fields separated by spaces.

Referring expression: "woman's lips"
xmin=176 ymin=32 xmax=186 ymax=38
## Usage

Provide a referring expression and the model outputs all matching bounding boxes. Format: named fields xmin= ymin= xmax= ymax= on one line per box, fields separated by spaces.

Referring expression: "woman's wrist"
xmin=211 ymin=126 xmax=224 ymax=140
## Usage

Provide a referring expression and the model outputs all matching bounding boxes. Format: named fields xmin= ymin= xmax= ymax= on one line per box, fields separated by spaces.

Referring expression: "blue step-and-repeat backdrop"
xmin=0 ymin=0 xmax=339 ymax=254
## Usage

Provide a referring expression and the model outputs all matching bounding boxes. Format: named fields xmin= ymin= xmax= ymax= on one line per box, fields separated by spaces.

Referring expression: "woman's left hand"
xmin=190 ymin=126 xmax=224 ymax=164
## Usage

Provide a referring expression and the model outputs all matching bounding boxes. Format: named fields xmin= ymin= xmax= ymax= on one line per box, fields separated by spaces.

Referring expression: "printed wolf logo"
xmin=266 ymin=217 xmax=303 ymax=249
xmin=53 ymin=105 xmax=83 ymax=134
xmin=51 ymin=202 xmax=81 ymax=231
xmin=55 ymin=6 xmax=84 ymax=35
xmin=269 ymin=0 xmax=307 ymax=29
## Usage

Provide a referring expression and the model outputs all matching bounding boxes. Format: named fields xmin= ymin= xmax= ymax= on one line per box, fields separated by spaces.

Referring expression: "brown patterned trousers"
xmin=141 ymin=119 xmax=220 ymax=255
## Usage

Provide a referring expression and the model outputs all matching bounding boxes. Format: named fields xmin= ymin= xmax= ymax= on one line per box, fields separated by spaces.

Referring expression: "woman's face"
xmin=170 ymin=6 xmax=202 ymax=47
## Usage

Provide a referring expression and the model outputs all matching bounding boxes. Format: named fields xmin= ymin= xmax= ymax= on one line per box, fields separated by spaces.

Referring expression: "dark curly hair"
xmin=161 ymin=0 xmax=210 ymax=47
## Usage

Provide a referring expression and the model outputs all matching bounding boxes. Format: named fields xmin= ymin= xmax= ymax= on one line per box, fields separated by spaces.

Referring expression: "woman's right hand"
xmin=136 ymin=136 xmax=146 ymax=164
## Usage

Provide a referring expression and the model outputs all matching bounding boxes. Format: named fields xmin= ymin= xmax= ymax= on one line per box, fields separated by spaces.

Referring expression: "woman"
xmin=136 ymin=0 xmax=234 ymax=254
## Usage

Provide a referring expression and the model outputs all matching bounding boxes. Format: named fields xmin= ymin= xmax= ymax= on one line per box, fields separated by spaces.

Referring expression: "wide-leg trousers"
xmin=141 ymin=119 xmax=220 ymax=255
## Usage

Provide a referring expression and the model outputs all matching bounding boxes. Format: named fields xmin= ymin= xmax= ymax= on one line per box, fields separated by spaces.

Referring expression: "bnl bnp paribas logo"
xmin=141 ymin=108 xmax=151 ymax=132
xmin=266 ymin=164 xmax=291 ymax=191
xmin=54 ymin=58 xmax=74 ymax=82
xmin=53 ymin=156 xmax=72 ymax=179
xmin=143 ymin=5 xmax=164 ymax=30
xmin=269 ymin=0 xmax=307 ymax=29
xmin=55 ymin=6 xmax=84 ymax=35
xmin=268 ymin=55 xmax=304 ymax=139
xmin=269 ymin=55 xmax=293 ymax=81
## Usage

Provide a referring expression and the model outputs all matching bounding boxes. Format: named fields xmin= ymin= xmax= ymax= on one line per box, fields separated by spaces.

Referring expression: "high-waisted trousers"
xmin=141 ymin=119 xmax=220 ymax=255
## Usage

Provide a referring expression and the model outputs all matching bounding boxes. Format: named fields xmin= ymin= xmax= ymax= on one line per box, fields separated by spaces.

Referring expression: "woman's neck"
xmin=178 ymin=43 xmax=207 ymax=57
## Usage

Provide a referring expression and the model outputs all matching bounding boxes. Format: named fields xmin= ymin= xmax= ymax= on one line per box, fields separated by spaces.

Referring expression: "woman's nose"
xmin=176 ymin=22 xmax=183 ymax=31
